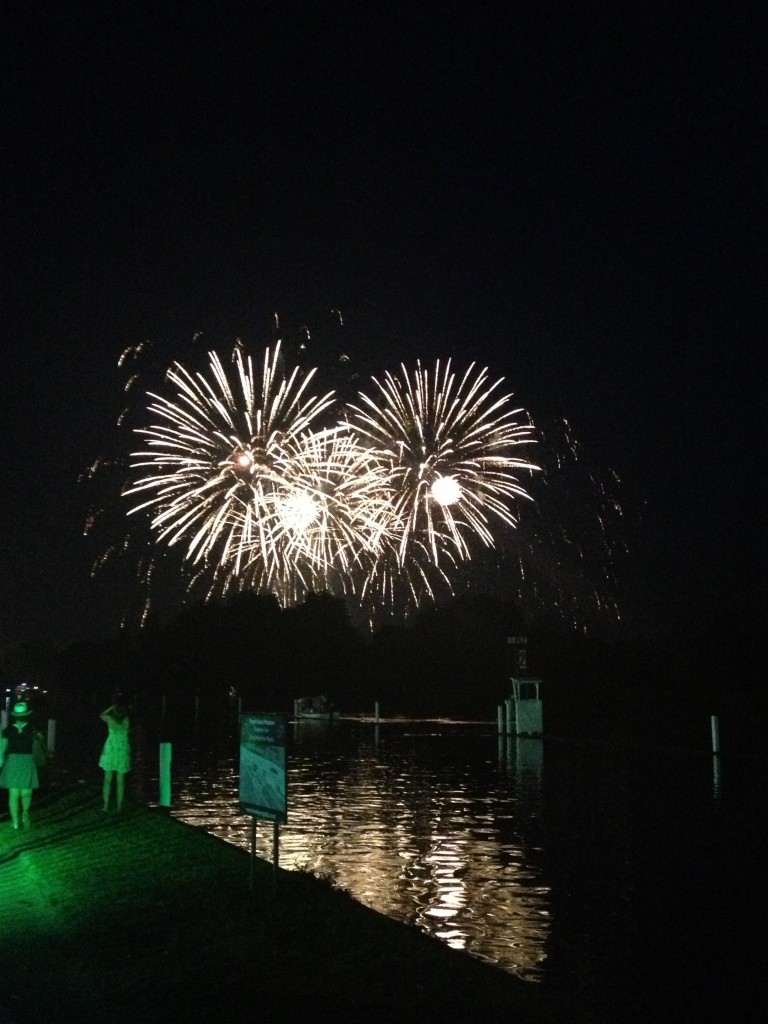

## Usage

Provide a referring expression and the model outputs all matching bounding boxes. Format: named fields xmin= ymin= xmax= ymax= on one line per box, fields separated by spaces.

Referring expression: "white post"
xmin=159 ymin=742 xmax=172 ymax=806
xmin=710 ymin=715 xmax=720 ymax=756
xmin=505 ymin=698 xmax=513 ymax=736
xmin=47 ymin=719 xmax=57 ymax=755
xmin=374 ymin=701 xmax=380 ymax=723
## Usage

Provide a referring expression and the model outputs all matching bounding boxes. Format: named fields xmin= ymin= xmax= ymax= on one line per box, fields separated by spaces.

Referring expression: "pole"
xmin=710 ymin=715 xmax=720 ymax=756
xmin=249 ymin=817 xmax=257 ymax=891
xmin=159 ymin=742 xmax=172 ymax=806
xmin=272 ymin=822 xmax=280 ymax=894
xmin=505 ymin=698 xmax=513 ymax=736
xmin=47 ymin=719 xmax=57 ymax=755
xmin=374 ymin=701 xmax=380 ymax=723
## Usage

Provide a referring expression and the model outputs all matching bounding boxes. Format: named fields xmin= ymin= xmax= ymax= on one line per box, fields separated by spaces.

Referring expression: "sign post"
xmin=239 ymin=713 xmax=288 ymax=892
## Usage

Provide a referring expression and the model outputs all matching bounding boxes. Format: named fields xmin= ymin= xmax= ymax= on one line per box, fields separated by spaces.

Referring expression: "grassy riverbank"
xmin=0 ymin=785 xmax=552 ymax=1024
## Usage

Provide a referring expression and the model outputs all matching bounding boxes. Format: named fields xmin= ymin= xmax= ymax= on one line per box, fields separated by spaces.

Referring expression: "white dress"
xmin=98 ymin=716 xmax=131 ymax=773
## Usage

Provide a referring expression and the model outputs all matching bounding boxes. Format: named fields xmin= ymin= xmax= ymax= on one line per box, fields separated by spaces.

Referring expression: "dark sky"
xmin=2 ymin=4 xmax=764 ymax=649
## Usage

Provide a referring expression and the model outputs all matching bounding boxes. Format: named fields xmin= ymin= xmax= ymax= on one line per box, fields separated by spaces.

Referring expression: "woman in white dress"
xmin=98 ymin=702 xmax=131 ymax=811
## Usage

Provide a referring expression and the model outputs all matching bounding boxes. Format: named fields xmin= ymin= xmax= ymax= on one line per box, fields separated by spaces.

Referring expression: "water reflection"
xmin=49 ymin=708 xmax=768 ymax=1017
xmin=161 ymin=719 xmax=551 ymax=982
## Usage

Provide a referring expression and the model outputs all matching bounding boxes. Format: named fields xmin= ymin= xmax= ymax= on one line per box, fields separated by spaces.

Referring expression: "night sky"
xmin=2 ymin=4 xmax=764 ymax=649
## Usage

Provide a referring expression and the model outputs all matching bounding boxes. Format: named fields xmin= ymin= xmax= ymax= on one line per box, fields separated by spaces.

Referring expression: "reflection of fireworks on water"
xmin=85 ymin=324 xmax=630 ymax=633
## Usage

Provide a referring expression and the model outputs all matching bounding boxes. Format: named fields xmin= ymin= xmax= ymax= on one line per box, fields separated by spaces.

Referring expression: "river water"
xmin=51 ymin=709 xmax=767 ymax=1021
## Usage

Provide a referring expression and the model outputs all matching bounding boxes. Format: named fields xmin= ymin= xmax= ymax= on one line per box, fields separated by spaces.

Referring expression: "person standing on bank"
xmin=0 ymin=701 xmax=45 ymax=829
xmin=99 ymin=701 xmax=131 ymax=812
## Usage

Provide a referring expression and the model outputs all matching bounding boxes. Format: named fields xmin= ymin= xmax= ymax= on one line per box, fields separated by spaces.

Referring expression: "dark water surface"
xmin=51 ymin=712 xmax=767 ymax=1022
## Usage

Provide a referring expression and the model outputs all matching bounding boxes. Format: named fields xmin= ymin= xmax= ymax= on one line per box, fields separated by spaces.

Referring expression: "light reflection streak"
xmin=161 ymin=724 xmax=551 ymax=982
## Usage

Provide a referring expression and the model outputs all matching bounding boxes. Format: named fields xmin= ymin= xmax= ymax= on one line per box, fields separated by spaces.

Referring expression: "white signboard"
xmin=239 ymin=713 xmax=287 ymax=823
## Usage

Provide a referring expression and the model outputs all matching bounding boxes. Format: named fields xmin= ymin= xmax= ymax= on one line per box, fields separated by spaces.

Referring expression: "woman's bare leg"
xmin=116 ymin=771 xmax=125 ymax=811
xmin=8 ymin=788 xmax=20 ymax=828
xmin=102 ymin=770 xmax=113 ymax=811
xmin=21 ymin=788 xmax=32 ymax=827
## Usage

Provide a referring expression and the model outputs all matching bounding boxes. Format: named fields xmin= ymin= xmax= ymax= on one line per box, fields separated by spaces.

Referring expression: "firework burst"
xmin=230 ymin=425 xmax=401 ymax=605
xmin=345 ymin=359 xmax=540 ymax=569
xmin=123 ymin=342 xmax=335 ymax=584
xmin=106 ymin=334 xmax=553 ymax=626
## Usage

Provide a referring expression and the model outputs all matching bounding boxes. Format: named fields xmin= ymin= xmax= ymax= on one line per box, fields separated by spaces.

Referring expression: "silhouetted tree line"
xmin=4 ymin=592 xmax=763 ymax=755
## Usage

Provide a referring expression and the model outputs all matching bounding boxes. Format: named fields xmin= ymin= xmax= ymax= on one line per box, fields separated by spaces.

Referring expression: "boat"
xmin=294 ymin=696 xmax=339 ymax=720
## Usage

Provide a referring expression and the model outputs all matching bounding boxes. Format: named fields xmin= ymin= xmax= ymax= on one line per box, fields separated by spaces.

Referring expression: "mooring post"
xmin=159 ymin=742 xmax=172 ymax=807
xmin=710 ymin=714 xmax=720 ymax=756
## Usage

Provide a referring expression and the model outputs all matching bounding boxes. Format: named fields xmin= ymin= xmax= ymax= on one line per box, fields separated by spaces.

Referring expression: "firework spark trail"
xmin=234 ymin=426 xmax=400 ymax=596
xmin=108 ymin=337 xmax=614 ymax=627
xmin=87 ymin=330 xmax=634 ymax=631
xmin=345 ymin=359 xmax=540 ymax=568
xmin=118 ymin=345 xmax=542 ymax=617
xmin=505 ymin=416 xmax=628 ymax=632
xmin=123 ymin=343 xmax=336 ymax=582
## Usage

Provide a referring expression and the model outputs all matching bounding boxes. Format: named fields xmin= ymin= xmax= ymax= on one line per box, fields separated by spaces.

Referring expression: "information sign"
xmin=238 ymin=713 xmax=287 ymax=823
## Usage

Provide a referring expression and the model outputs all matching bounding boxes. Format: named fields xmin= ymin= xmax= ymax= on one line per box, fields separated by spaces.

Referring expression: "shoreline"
xmin=1 ymin=784 xmax=552 ymax=1024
